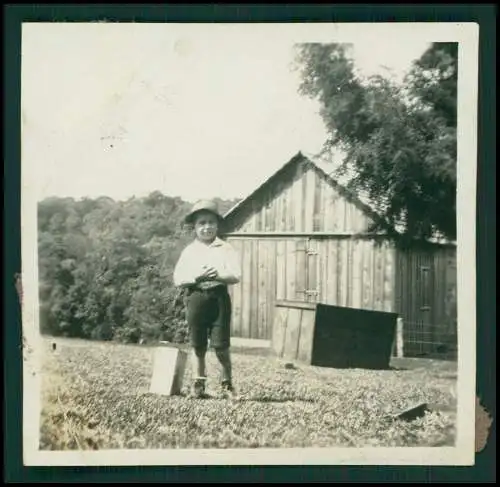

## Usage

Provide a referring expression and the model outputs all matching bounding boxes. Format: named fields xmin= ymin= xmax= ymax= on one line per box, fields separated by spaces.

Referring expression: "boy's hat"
xmin=184 ymin=199 xmax=224 ymax=224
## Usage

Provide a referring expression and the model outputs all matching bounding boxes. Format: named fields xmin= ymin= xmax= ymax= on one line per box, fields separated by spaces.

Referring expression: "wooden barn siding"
xmin=394 ymin=245 xmax=457 ymax=356
xmin=226 ymin=236 xmax=395 ymax=340
xmin=228 ymin=162 xmax=372 ymax=235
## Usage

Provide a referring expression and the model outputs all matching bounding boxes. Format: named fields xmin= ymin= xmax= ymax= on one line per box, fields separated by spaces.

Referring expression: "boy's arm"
xmin=173 ymin=247 xmax=199 ymax=288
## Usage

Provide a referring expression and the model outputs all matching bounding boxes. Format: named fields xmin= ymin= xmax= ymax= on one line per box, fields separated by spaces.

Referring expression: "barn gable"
xmin=222 ymin=152 xmax=386 ymax=236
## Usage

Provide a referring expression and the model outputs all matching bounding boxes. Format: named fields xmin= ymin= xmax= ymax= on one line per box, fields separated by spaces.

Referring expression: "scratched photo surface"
xmin=20 ymin=22 xmax=478 ymax=466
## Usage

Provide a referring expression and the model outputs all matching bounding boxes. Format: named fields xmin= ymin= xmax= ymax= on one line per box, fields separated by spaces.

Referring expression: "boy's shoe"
xmin=191 ymin=377 xmax=209 ymax=399
xmin=220 ymin=380 xmax=240 ymax=400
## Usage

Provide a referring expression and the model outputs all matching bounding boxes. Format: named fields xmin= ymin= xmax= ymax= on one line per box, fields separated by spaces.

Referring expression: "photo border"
xmin=5 ymin=3 xmax=496 ymax=483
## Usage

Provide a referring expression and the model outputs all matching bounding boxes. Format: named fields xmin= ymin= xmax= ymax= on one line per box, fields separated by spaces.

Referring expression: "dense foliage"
xmin=295 ymin=43 xmax=458 ymax=244
xmin=37 ymin=193 xmax=240 ymax=343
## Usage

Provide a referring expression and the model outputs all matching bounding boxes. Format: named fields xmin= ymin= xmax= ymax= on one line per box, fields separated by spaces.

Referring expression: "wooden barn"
xmin=221 ymin=152 xmax=457 ymax=359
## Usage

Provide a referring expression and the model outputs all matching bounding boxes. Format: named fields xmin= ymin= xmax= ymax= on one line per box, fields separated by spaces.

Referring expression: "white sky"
xmin=22 ymin=23 xmax=432 ymax=203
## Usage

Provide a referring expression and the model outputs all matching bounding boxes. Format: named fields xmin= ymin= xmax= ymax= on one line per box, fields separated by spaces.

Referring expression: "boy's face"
xmin=193 ymin=211 xmax=219 ymax=243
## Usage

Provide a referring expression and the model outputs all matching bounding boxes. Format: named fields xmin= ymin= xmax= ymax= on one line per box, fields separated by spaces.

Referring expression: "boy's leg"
xmin=214 ymin=348 xmax=238 ymax=399
xmin=191 ymin=347 xmax=207 ymax=379
xmin=214 ymin=347 xmax=232 ymax=384
xmin=191 ymin=350 xmax=208 ymax=398
xmin=211 ymin=289 xmax=238 ymax=399
xmin=186 ymin=290 xmax=211 ymax=398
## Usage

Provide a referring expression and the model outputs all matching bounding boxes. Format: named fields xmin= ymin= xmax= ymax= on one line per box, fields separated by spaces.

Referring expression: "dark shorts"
xmin=185 ymin=285 xmax=232 ymax=350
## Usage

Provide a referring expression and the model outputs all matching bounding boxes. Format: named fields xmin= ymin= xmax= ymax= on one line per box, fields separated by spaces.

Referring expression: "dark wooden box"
xmin=271 ymin=300 xmax=398 ymax=369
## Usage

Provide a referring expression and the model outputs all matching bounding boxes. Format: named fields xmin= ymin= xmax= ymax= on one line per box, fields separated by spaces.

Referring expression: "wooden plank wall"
xmin=226 ymin=236 xmax=395 ymax=340
xmin=395 ymin=245 xmax=457 ymax=357
xmin=270 ymin=303 xmax=317 ymax=364
xmin=312 ymin=239 xmax=395 ymax=312
xmin=228 ymin=240 xmax=457 ymax=351
xmin=227 ymin=161 xmax=373 ymax=234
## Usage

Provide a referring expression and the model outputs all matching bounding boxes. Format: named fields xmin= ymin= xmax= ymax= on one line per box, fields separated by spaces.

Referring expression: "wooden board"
xmin=257 ymin=240 xmax=268 ymax=340
xmin=312 ymin=239 xmax=321 ymax=303
xmin=266 ymin=239 xmax=277 ymax=340
xmin=276 ymin=240 xmax=286 ymax=301
xmin=304 ymin=168 xmax=316 ymax=233
xmin=295 ymin=239 xmax=307 ymax=299
xmin=326 ymin=239 xmax=338 ymax=305
xmin=339 ymin=240 xmax=349 ymax=307
xmin=227 ymin=238 xmax=243 ymax=336
xmin=271 ymin=306 xmax=288 ymax=358
xmin=149 ymin=346 xmax=188 ymax=396
xmin=351 ymin=239 xmax=362 ymax=309
xmin=318 ymin=239 xmax=328 ymax=303
xmin=240 ymin=239 xmax=252 ymax=338
xmin=362 ymin=240 xmax=374 ymax=310
xmin=285 ymin=239 xmax=297 ymax=301
xmin=282 ymin=307 xmax=302 ymax=361
xmin=313 ymin=169 xmax=323 ymax=232
xmin=297 ymin=307 xmax=316 ymax=363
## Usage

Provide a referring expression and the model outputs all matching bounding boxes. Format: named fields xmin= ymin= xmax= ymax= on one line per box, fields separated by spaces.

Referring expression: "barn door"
xmin=418 ymin=252 xmax=435 ymax=354
xmin=295 ymin=238 xmax=320 ymax=303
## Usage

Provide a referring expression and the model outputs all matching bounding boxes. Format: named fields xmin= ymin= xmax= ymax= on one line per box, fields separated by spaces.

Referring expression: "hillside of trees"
xmin=37 ymin=193 xmax=240 ymax=343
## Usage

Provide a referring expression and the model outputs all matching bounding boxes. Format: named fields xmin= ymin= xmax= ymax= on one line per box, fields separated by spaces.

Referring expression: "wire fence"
xmin=392 ymin=319 xmax=458 ymax=361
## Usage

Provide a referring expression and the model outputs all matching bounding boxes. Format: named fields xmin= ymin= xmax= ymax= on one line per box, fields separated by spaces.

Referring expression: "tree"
xmin=406 ymin=43 xmax=457 ymax=128
xmin=295 ymin=42 xmax=457 ymax=244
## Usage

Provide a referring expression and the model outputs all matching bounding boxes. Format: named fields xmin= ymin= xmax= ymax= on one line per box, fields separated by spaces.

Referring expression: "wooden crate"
xmin=149 ymin=345 xmax=188 ymax=396
xmin=271 ymin=300 xmax=398 ymax=369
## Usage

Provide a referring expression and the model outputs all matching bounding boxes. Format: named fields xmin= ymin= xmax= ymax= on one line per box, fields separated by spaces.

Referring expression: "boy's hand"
xmin=198 ymin=265 xmax=218 ymax=281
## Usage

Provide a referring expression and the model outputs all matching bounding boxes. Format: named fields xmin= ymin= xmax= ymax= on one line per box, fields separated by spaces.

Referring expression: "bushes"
xmin=161 ymin=289 xmax=189 ymax=344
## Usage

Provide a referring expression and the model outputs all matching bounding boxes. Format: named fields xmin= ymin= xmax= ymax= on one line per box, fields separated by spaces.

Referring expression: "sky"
xmin=22 ymin=23 xmax=432 ymax=203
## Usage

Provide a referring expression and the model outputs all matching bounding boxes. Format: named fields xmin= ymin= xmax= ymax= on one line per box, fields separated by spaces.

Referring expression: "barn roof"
xmin=222 ymin=151 xmax=389 ymax=232
xmin=223 ymin=151 xmax=455 ymax=246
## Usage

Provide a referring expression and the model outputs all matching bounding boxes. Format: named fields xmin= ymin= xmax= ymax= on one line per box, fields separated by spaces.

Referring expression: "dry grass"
xmin=39 ymin=337 xmax=457 ymax=450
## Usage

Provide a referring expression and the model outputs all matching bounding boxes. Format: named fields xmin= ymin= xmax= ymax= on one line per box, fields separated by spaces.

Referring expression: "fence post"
xmin=396 ymin=317 xmax=404 ymax=358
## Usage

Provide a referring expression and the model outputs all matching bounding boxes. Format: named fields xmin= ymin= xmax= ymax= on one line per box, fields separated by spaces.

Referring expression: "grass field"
xmin=39 ymin=336 xmax=457 ymax=450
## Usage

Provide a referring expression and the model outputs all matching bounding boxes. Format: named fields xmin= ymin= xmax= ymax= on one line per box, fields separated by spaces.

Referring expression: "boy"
xmin=173 ymin=199 xmax=241 ymax=399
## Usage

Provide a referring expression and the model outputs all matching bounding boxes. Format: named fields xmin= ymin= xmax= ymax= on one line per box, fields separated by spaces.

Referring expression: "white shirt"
xmin=173 ymin=237 xmax=241 ymax=289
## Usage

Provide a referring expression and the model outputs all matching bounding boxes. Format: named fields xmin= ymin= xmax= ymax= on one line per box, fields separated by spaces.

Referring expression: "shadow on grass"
xmin=439 ymin=374 xmax=458 ymax=380
xmin=164 ymin=392 xmax=318 ymax=404
xmin=229 ymin=347 xmax=273 ymax=357
xmin=390 ymin=356 xmax=457 ymax=371
xmin=243 ymin=396 xmax=317 ymax=404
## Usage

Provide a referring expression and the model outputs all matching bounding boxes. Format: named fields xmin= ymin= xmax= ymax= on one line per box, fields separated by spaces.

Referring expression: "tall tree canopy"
xmin=295 ymin=42 xmax=457 ymax=244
